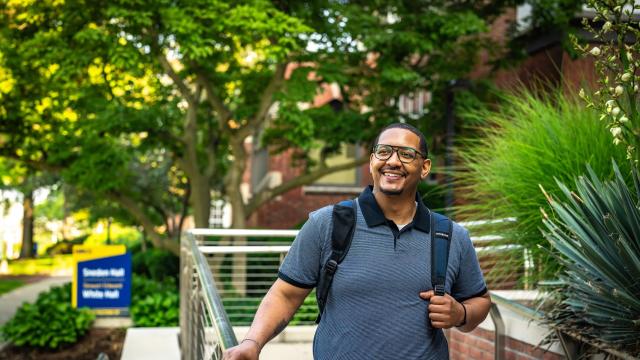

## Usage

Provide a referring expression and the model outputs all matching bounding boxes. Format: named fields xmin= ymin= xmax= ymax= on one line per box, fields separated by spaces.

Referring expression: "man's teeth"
xmin=384 ymin=173 xmax=402 ymax=178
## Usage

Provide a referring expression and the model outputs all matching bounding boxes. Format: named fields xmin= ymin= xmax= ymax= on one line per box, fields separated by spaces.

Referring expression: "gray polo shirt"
xmin=278 ymin=186 xmax=487 ymax=360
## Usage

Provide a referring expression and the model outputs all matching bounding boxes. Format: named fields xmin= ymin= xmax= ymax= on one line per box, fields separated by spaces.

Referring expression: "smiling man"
xmin=224 ymin=123 xmax=491 ymax=360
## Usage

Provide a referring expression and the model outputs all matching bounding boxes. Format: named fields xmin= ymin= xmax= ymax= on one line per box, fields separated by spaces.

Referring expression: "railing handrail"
xmin=188 ymin=232 xmax=239 ymax=349
xmin=189 ymin=228 xmax=299 ymax=237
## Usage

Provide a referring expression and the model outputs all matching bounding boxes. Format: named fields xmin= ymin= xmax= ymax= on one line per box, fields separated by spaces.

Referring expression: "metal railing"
xmin=180 ymin=231 xmax=239 ymax=360
xmin=179 ymin=222 xmax=525 ymax=358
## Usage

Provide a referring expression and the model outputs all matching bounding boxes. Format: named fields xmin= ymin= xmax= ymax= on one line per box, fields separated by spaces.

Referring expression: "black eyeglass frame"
xmin=372 ymin=144 xmax=427 ymax=163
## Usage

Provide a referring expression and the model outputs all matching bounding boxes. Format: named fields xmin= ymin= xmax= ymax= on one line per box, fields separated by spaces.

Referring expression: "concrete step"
xmin=120 ymin=328 xmax=181 ymax=360
xmin=120 ymin=326 xmax=315 ymax=360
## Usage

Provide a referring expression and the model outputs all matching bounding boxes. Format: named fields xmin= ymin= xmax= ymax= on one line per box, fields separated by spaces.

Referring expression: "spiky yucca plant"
xmin=542 ymin=162 xmax=640 ymax=355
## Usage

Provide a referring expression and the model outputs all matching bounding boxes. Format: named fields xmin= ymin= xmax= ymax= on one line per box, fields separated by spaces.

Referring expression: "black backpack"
xmin=315 ymin=199 xmax=453 ymax=323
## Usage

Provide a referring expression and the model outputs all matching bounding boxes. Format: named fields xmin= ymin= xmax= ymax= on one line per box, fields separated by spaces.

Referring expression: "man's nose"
xmin=386 ymin=150 xmax=402 ymax=164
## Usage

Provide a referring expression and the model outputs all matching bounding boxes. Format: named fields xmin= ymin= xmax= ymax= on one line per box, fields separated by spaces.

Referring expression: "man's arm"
xmin=223 ymin=279 xmax=312 ymax=360
xmin=418 ymin=290 xmax=491 ymax=332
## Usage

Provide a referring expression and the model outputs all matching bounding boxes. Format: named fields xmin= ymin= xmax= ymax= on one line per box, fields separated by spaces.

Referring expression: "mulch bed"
xmin=0 ymin=328 xmax=126 ymax=360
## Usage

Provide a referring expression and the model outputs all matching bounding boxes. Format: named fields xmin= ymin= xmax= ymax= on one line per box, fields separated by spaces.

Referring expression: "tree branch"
xmin=245 ymin=155 xmax=369 ymax=215
xmin=249 ymin=63 xmax=287 ymax=131
xmin=158 ymin=53 xmax=195 ymax=106
xmin=108 ymin=191 xmax=180 ymax=255
xmin=195 ymin=68 xmax=232 ymax=128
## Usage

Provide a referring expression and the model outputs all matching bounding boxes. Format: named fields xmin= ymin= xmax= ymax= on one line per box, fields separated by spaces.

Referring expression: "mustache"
xmin=379 ymin=166 xmax=406 ymax=176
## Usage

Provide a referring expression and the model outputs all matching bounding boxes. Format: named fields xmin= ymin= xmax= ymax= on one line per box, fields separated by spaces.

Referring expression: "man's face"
xmin=370 ymin=128 xmax=431 ymax=196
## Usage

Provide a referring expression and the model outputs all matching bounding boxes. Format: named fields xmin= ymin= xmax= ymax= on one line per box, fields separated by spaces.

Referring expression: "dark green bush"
xmin=130 ymin=275 xmax=179 ymax=327
xmin=132 ymin=248 xmax=179 ymax=282
xmin=0 ymin=283 xmax=94 ymax=349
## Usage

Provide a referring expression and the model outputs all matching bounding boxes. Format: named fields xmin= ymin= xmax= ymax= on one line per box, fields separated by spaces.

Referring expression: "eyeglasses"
xmin=372 ymin=144 xmax=425 ymax=163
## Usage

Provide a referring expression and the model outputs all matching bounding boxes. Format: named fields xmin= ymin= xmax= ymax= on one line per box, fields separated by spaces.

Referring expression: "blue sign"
xmin=76 ymin=252 xmax=131 ymax=316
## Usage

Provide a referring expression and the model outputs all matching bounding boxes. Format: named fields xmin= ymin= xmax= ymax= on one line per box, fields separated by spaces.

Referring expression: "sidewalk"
xmin=0 ymin=276 xmax=71 ymax=327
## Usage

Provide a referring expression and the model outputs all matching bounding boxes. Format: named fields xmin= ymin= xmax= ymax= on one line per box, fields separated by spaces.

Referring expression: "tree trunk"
xmin=229 ymin=192 xmax=247 ymax=296
xmin=226 ymin=139 xmax=249 ymax=296
xmin=189 ymin=172 xmax=211 ymax=229
xmin=19 ymin=189 xmax=34 ymax=258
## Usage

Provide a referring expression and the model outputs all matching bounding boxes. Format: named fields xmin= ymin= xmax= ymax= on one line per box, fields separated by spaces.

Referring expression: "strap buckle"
xmin=434 ymin=284 xmax=445 ymax=296
xmin=325 ymin=259 xmax=338 ymax=275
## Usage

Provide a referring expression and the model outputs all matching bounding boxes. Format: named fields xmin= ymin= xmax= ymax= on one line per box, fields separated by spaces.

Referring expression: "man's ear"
xmin=369 ymin=153 xmax=375 ymax=174
xmin=421 ymin=159 xmax=432 ymax=180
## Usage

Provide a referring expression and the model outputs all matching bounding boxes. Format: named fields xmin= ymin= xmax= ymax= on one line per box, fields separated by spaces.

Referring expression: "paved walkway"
xmin=0 ymin=276 xmax=71 ymax=327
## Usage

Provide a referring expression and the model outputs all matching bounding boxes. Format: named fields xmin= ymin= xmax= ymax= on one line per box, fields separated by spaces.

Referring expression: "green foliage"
xmin=130 ymin=275 xmax=179 ymax=327
xmin=542 ymin=162 xmax=640 ymax=354
xmin=0 ymin=0 xmax=527 ymax=243
xmin=0 ymin=283 xmax=94 ymax=349
xmin=132 ymin=248 xmax=179 ymax=282
xmin=290 ymin=294 xmax=318 ymax=325
xmin=456 ymin=91 xmax=630 ymax=283
xmin=0 ymin=279 xmax=24 ymax=296
xmin=84 ymin=224 xmax=142 ymax=248
xmin=222 ymin=292 xmax=318 ymax=326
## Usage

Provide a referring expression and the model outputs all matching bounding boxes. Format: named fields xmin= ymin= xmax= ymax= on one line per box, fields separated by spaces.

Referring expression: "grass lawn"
xmin=0 ymin=279 xmax=24 ymax=296
xmin=6 ymin=255 xmax=73 ymax=275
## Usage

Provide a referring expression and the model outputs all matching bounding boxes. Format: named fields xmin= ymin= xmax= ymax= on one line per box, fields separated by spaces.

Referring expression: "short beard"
xmin=380 ymin=187 xmax=403 ymax=195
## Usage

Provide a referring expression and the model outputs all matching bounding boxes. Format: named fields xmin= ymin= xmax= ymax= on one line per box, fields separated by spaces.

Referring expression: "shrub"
xmin=542 ymin=162 xmax=640 ymax=354
xmin=0 ymin=283 xmax=94 ymax=349
xmin=130 ymin=276 xmax=179 ymax=327
xmin=456 ymin=91 xmax=630 ymax=283
xmin=132 ymin=248 xmax=179 ymax=282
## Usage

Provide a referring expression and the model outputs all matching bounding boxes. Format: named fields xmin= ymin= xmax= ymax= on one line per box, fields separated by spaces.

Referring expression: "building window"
xmin=398 ymin=91 xmax=430 ymax=119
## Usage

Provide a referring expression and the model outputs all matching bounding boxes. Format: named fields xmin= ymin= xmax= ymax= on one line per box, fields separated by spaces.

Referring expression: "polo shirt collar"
xmin=358 ymin=185 xmax=431 ymax=233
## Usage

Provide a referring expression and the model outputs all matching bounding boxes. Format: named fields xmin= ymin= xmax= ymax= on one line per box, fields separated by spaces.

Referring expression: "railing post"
xmin=489 ymin=302 xmax=505 ymax=360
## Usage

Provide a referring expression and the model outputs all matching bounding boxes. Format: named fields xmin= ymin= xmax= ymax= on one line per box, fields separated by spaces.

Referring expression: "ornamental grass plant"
xmin=456 ymin=91 xmax=630 ymax=285
xmin=541 ymin=162 xmax=640 ymax=355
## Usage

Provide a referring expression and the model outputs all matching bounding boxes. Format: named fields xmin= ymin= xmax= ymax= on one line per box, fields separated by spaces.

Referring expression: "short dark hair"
xmin=374 ymin=123 xmax=428 ymax=158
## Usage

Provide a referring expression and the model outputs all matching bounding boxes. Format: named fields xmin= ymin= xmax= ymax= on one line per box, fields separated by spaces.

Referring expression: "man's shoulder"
xmin=309 ymin=204 xmax=334 ymax=223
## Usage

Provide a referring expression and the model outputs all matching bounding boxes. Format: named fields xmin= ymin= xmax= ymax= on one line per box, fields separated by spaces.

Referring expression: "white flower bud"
xmin=606 ymin=99 xmax=616 ymax=107
xmin=613 ymin=138 xmax=622 ymax=145
xmin=590 ymin=47 xmax=601 ymax=56
xmin=610 ymin=127 xmax=622 ymax=137
xmin=615 ymin=85 xmax=624 ymax=96
xmin=635 ymin=85 xmax=639 ymax=92
xmin=612 ymin=107 xmax=621 ymax=116
xmin=621 ymin=73 xmax=632 ymax=82
xmin=603 ymin=21 xmax=612 ymax=32
xmin=579 ymin=88 xmax=586 ymax=98
xmin=619 ymin=115 xmax=629 ymax=123
xmin=627 ymin=52 xmax=633 ymax=62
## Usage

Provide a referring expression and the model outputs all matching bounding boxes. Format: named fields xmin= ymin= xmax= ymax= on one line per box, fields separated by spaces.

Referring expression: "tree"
xmin=0 ymin=160 xmax=56 ymax=258
xmin=1 ymin=0 xmax=524 ymax=255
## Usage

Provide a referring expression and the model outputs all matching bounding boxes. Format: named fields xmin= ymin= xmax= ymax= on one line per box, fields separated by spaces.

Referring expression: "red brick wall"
xmin=247 ymin=149 xmax=372 ymax=229
xmin=447 ymin=327 xmax=564 ymax=360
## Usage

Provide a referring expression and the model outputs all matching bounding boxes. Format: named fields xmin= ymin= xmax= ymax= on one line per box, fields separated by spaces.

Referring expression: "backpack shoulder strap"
xmin=315 ymin=199 xmax=356 ymax=323
xmin=431 ymin=211 xmax=453 ymax=296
